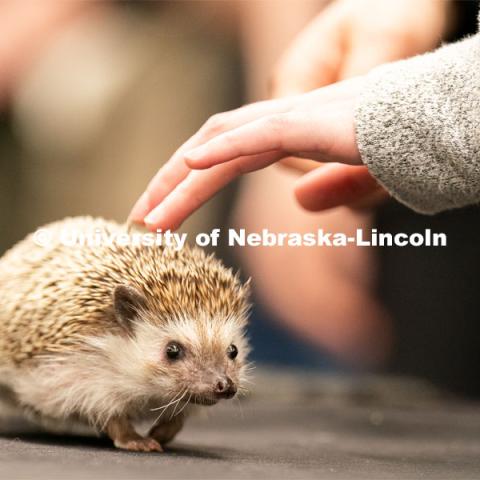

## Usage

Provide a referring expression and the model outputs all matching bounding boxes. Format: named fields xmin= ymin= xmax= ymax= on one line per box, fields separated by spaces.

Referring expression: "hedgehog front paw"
xmin=114 ymin=437 xmax=163 ymax=452
xmin=106 ymin=416 xmax=163 ymax=453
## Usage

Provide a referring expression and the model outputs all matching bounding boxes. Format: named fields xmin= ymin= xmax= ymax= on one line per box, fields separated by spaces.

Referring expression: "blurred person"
xmin=130 ymin=0 xmax=480 ymax=391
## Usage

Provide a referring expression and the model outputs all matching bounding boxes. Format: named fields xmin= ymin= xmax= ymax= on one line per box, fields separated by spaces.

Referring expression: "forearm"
xmin=355 ymin=33 xmax=480 ymax=214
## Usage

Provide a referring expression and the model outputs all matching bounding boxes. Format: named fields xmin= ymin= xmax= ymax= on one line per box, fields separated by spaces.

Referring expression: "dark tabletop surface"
xmin=1 ymin=369 xmax=480 ymax=480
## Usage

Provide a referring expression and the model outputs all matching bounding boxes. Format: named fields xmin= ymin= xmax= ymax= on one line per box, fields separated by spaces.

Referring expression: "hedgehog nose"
xmin=214 ymin=376 xmax=236 ymax=399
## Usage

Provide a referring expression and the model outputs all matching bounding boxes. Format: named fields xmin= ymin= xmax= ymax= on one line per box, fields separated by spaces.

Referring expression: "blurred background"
xmin=1 ymin=0 xmax=480 ymax=398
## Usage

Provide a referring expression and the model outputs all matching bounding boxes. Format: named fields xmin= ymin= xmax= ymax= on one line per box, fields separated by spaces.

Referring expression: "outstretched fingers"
xmin=129 ymin=77 xmax=364 ymax=228
xmin=129 ymin=98 xmax=294 ymax=224
xmin=144 ymin=151 xmax=284 ymax=231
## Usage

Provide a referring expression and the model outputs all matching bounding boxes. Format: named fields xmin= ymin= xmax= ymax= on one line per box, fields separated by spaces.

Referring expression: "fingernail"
xmin=144 ymin=206 xmax=165 ymax=228
xmin=129 ymin=192 xmax=151 ymax=223
xmin=184 ymin=145 xmax=206 ymax=162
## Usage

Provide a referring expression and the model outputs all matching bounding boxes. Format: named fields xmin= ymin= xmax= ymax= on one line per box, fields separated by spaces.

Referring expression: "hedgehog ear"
xmin=113 ymin=284 xmax=147 ymax=331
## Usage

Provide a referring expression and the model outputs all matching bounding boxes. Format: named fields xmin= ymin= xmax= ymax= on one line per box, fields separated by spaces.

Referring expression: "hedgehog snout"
xmin=213 ymin=376 xmax=237 ymax=399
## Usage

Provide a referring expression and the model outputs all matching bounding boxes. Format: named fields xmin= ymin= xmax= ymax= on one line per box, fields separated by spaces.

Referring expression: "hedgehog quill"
xmin=0 ymin=217 xmax=251 ymax=452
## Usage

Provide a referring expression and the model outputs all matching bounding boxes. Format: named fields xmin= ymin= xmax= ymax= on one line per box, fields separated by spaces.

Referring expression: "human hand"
xmin=129 ymin=77 xmax=364 ymax=231
xmin=129 ymin=0 xmax=452 ymax=230
xmin=272 ymin=0 xmax=451 ymax=210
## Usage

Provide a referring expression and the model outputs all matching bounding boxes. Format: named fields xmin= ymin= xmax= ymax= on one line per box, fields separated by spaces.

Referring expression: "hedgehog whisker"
xmin=150 ymin=390 xmax=185 ymax=424
xmin=150 ymin=388 xmax=185 ymax=412
xmin=234 ymin=395 xmax=244 ymax=420
xmin=175 ymin=392 xmax=192 ymax=417
xmin=152 ymin=388 xmax=188 ymax=425
xmin=169 ymin=389 xmax=189 ymax=420
xmin=240 ymin=377 xmax=254 ymax=385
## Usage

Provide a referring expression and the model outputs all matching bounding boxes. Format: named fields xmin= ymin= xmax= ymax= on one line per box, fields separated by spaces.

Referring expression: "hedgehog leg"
xmin=105 ymin=416 xmax=163 ymax=452
xmin=148 ymin=412 xmax=185 ymax=445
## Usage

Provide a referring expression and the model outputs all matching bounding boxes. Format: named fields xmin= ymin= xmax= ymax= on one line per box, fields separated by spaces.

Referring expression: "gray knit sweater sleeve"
xmin=354 ymin=34 xmax=480 ymax=214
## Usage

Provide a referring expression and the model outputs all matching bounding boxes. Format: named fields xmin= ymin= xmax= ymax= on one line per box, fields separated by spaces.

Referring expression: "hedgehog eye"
xmin=166 ymin=342 xmax=183 ymax=360
xmin=227 ymin=344 xmax=238 ymax=360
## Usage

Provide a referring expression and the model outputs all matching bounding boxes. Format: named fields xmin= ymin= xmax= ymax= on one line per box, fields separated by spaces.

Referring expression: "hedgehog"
xmin=0 ymin=217 xmax=251 ymax=452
